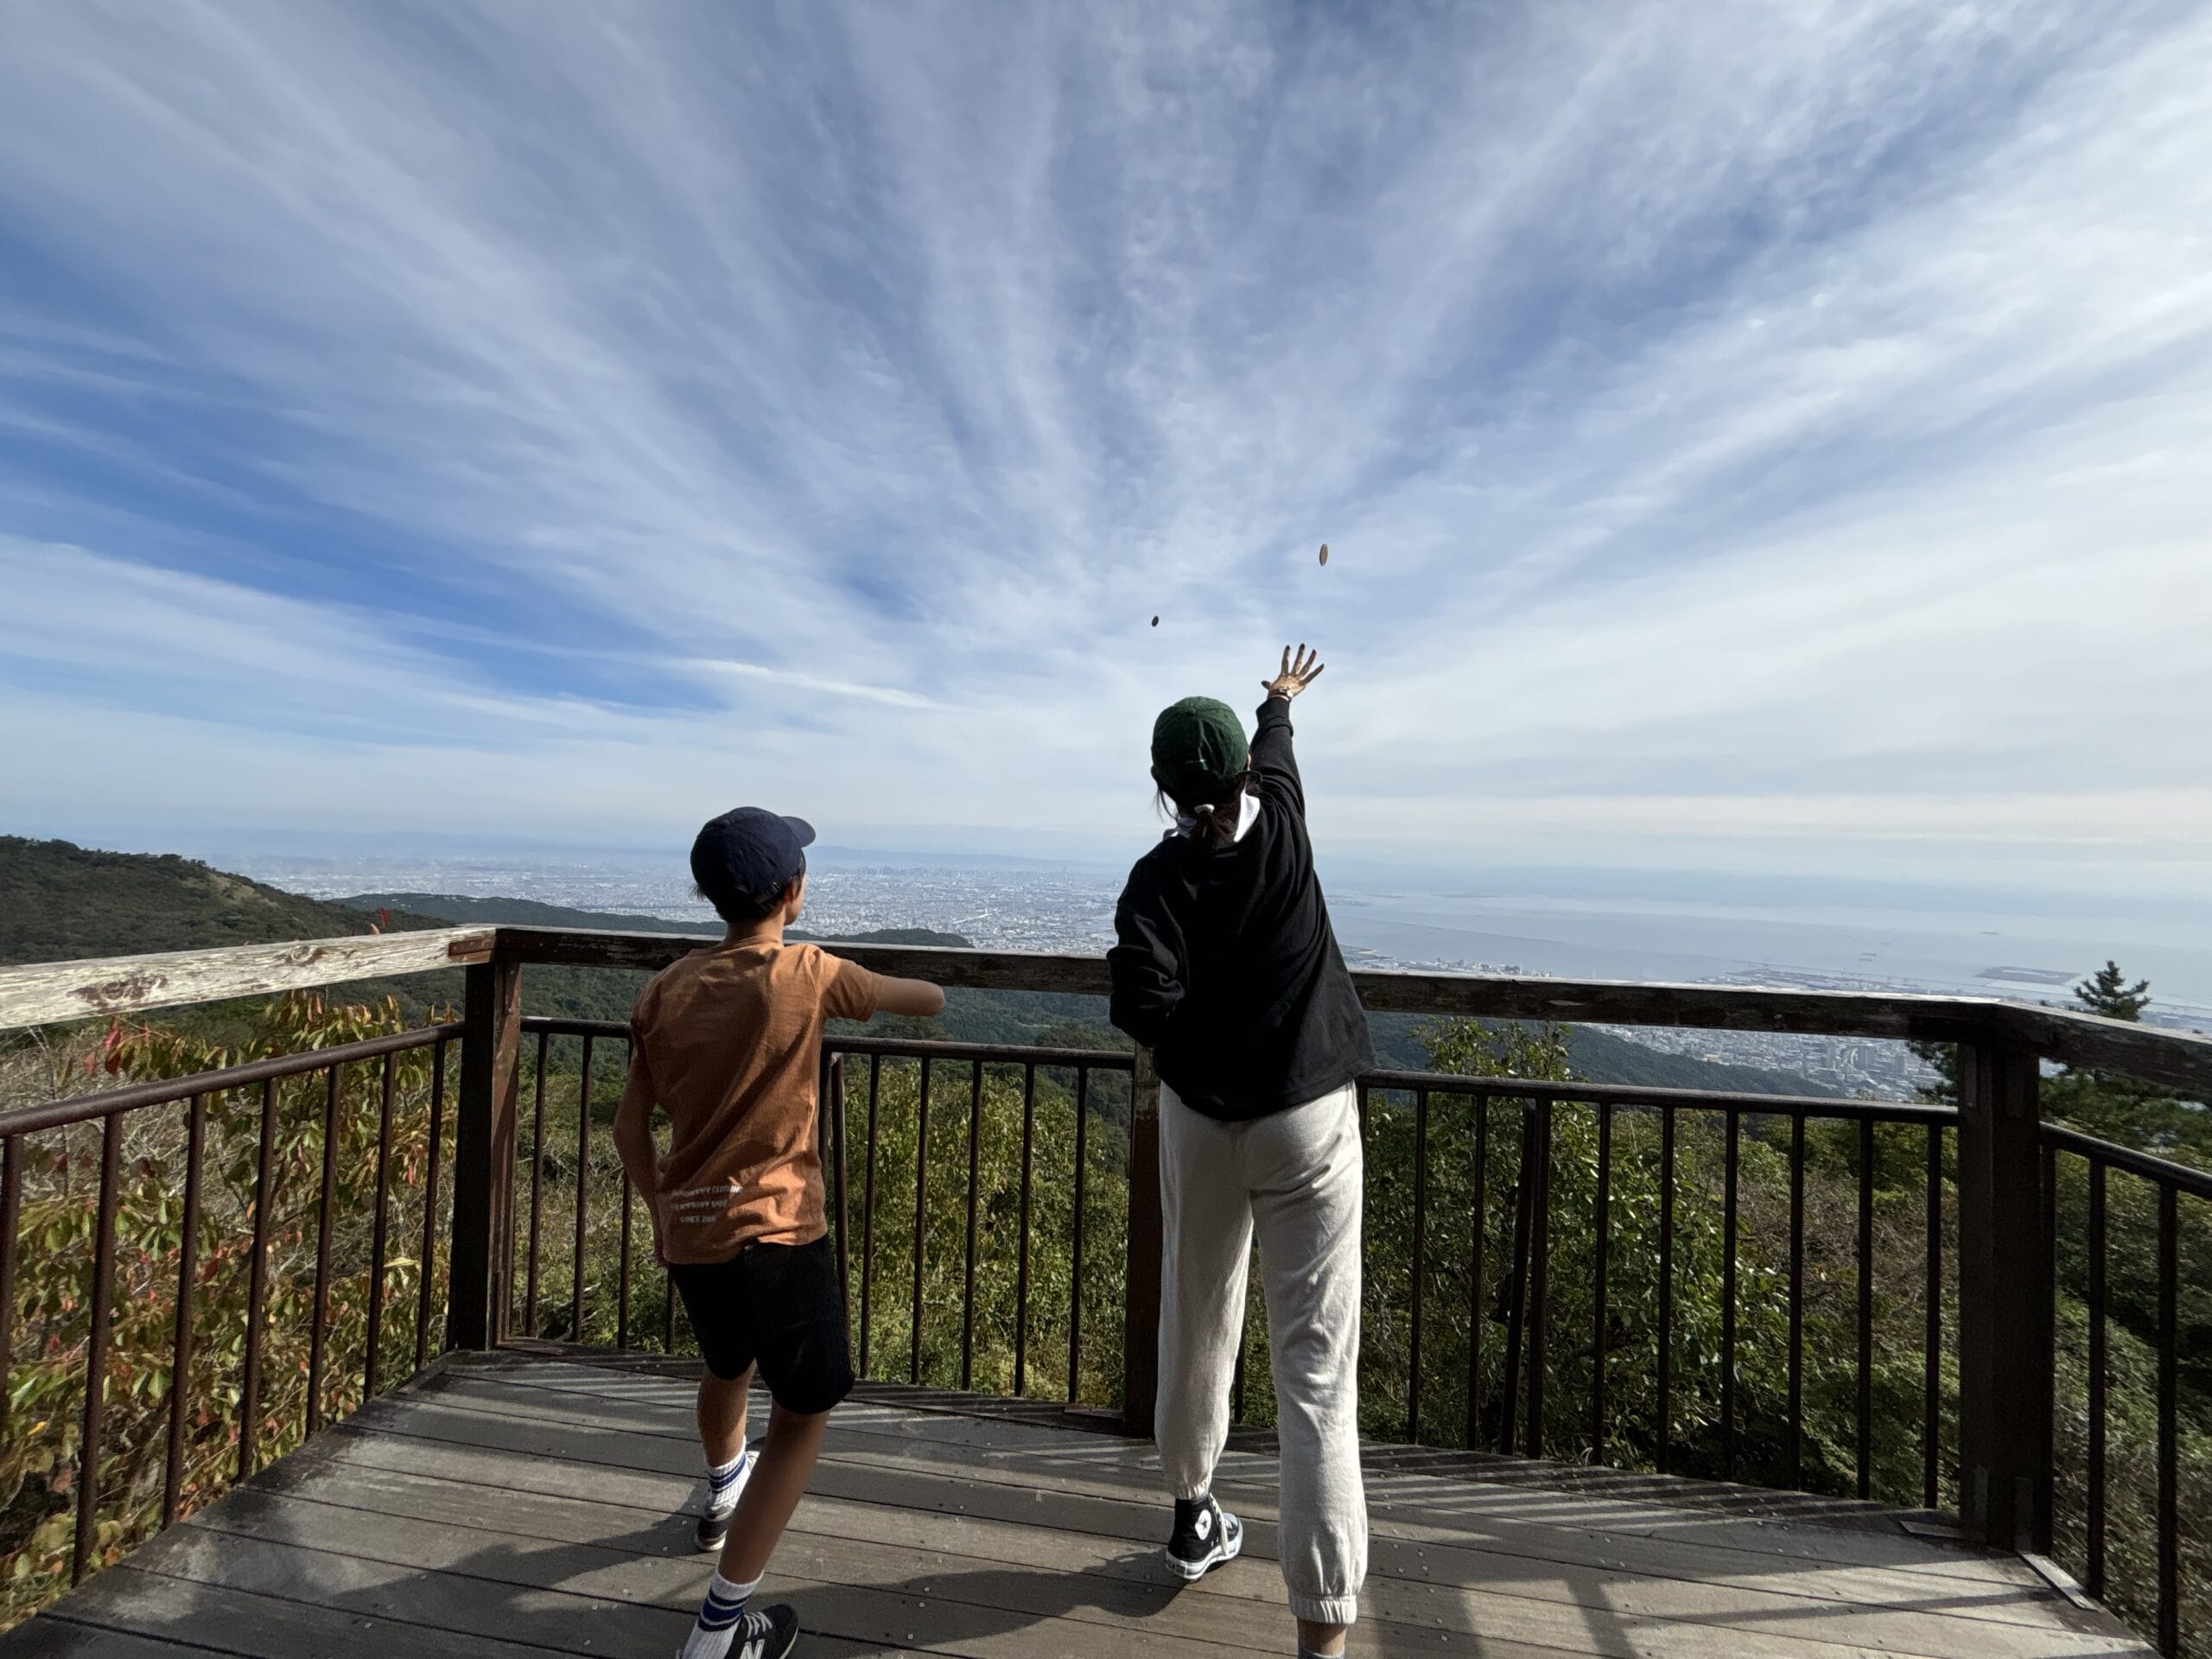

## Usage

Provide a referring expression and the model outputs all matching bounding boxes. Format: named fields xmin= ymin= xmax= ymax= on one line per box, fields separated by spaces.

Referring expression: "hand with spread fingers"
xmin=1262 ymin=643 xmax=1325 ymax=701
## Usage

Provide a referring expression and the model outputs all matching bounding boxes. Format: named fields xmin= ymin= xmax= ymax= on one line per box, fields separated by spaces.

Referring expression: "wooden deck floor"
xmin=1 ymin=1348 xmax=2150 ymax=1658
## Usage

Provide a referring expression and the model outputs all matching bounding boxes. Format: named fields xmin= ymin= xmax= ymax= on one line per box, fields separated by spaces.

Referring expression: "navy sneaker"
xmin=677 ymin=1600 xmax=798 ymax=1659
xmin=1165 ymin=1492 xmax=1243 ymax=1580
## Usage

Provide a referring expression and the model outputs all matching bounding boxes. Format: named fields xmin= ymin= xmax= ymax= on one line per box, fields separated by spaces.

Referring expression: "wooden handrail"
xmin=4 ymin=924 xmax=2207 ymax=1094
xmin=0 ymin=928 xmax=495 ymax=1029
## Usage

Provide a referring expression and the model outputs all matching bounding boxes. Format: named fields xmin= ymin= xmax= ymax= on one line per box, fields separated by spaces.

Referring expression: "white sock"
xmin=681 ymin=1570 xmax=760 ymax=1659
xmin=704 ymin=1447 xmax=750 ymax=1516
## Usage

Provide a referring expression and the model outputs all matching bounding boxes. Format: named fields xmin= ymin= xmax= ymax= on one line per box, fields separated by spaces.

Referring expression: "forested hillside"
xmin=0 ymin=837 xmax=447 ymax=963
xmin=0 ymin=838 xmax=473 ymax=1028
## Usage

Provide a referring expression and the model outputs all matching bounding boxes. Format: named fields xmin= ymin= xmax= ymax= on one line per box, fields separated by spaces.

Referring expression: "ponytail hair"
xmin=1156 ymin=769 xmax=1252 ymax=849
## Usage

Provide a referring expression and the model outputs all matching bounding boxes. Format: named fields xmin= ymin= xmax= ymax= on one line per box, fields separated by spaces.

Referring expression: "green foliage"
xmin=2047 ymin=1154 xmax=2212 ymax=1646
xmin=2047 ymin=1069 xmax=2209 ymax=1159
xmin=505 ymin=1046 xmax=1137 ymax=1408
xmin=1370 ymin=1009 xmax=1841 ymax=1097
xmin=1414 ymin=1018 xmax=1574 ymax=1083
xmin=0 ymin=992 xmax=457 ymax=1630
xmin=2044 ymin=962 xmax=2204 ymax=1157
xmin=2077 ymin=960 xmax=2154 ymax=1023
xmin=1175 ymin=1014 xmax=1926 ymax=1507
xmin=1361 ymin=1020 xmax=1942 ymax=1496
xmin=1918 ymin=960 xmax=2203 ymax=1148
xmin=1909 ymin=1036 xmax=1958 ymax=1105
xmin=834 ymin=1060 xmax=1124 ymax=1402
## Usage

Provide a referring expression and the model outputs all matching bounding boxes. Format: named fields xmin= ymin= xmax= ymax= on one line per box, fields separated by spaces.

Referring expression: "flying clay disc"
xmin=1151 ymin=615 xmax=1160 ymax=627
xmin=1319 ymin=542 xmax=1330 ymax=565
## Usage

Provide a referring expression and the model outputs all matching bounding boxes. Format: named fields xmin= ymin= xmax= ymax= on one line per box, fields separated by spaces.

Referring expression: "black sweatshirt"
xmin=1108 ymin=696 xmax=1374 ymax=1121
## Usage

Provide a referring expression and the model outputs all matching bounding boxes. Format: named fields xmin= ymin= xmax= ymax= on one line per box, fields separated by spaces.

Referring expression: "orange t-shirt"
xmin=629 ymin=940 xmax=881 ymax=1263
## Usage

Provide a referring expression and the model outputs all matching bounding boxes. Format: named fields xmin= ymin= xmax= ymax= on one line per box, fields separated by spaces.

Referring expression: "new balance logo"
xmin=736 ymin=1637 xmax=766 ymax=1659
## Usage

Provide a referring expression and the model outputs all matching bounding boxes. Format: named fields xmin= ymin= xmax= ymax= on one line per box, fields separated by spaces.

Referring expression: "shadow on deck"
xmin=0 ymin=1348 xmax=2150 ymax=1658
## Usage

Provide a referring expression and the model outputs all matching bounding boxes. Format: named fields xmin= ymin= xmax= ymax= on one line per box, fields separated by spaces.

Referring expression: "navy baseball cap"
xmin=690 ymin=807 xmax=816 ymax=902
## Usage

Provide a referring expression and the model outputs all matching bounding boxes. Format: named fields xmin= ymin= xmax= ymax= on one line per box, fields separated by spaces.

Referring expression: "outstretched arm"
xmin=824 ymin=957 xmax=944 ymax=1020
xmin=1253 ymin=644 xmax=1325 ymax=817
xmin=873 ymin=976 xmax=946 ymax=1018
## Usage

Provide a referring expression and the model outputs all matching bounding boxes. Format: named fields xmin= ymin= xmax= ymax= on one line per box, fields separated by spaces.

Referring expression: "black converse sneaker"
xmin=1165 ymin=1492 xmax=1243 ymax=1580
xmin=680 ymin=1600 xmax=798 ymax=1659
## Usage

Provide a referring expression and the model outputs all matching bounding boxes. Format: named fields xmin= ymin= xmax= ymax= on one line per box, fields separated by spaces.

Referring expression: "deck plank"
xmin=188 ymin=1479 xmax=2095 ymax=1659
xmin=427 ymin=1363 xmax=2059 ymax=1587
xmin=320 ymin=1403 xmax=2128 ymax=1658
xmin=0 ymin=1350 xmax=2153 ymax=1659
xmin=358 ymin=1382 xmax=2093 ymax=1624
xmin=339 ymin=1386 xmax=2126 ymax=1652
xmin=235 ymin=1452 xmax=2132 ymax=1659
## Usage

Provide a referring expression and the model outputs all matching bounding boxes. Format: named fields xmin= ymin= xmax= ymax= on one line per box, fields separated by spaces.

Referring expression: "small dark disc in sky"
xmin=1151 ymin=615 xmax=1160 ymax=626
xmin=1319 ymin=542 xmax=1330 ymax=565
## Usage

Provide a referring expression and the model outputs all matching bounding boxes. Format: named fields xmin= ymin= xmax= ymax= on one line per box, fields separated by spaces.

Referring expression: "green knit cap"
xmin=1150 ymin=696 xmax=1249 ymax=802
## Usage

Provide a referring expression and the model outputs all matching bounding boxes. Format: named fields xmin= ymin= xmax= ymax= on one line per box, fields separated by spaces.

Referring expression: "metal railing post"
xmin=1122 ymin=1045 xmax=1163 ymax=1436
xmin=1954 ymin=1030 xmax=2050 ymax=1550
xmin=448 ymin=957 xmax=524 ymax=1351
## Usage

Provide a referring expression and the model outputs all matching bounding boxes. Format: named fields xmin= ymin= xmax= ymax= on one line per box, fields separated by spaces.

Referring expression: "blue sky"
xmin=2 ymin=2 xmax=2209 ymax=899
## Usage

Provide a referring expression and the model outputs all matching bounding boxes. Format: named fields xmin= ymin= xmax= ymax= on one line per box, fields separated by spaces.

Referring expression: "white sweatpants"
xmin=1156 ymin=1082 xmax=1367 ymax=1626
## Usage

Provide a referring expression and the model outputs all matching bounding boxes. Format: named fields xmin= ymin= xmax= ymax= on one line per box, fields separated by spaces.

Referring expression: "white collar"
xmin=1174 ymin=791 xmax=1262 ymax=844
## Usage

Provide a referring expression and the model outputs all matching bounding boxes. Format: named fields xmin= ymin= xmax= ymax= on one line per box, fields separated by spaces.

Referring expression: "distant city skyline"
xmin=4 ymin=5 xmax=2209 ymax=903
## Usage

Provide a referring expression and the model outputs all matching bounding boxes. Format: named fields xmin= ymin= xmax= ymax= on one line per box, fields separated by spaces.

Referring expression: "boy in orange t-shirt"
xmin=614 ymin=807 xmax=944 ymax=1659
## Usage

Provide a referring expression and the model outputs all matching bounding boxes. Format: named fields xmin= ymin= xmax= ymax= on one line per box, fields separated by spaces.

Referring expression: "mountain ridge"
xmin=1 ymin=836 xmax=451 ymax=965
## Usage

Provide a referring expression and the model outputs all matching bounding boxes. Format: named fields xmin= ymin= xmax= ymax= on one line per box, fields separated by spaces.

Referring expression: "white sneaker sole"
xmin=1164 ymin=1517 xmax=1243 ymax=1580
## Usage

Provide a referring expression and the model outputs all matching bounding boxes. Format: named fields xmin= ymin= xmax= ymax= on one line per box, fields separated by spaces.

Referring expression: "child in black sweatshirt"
xmin=1109 ymin=645 xmax=1372 ymax=1659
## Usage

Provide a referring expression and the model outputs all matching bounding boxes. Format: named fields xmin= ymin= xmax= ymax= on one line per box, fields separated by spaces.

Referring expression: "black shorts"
xmin=669 ymin=1234 xmax=855 ymax=1414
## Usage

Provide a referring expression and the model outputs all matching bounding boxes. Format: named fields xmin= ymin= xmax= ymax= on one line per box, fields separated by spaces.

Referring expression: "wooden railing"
xmin=4 ymin=927 xmax=2211 ymax=1648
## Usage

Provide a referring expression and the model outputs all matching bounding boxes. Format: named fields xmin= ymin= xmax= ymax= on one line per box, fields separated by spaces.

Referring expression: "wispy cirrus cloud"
xmin=1 ymin=2 xmax=2208 ymax=891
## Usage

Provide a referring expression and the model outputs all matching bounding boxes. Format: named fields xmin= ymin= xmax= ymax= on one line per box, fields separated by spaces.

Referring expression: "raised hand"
xmin=1262 ymin=644 xmax=1325 ymax=700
